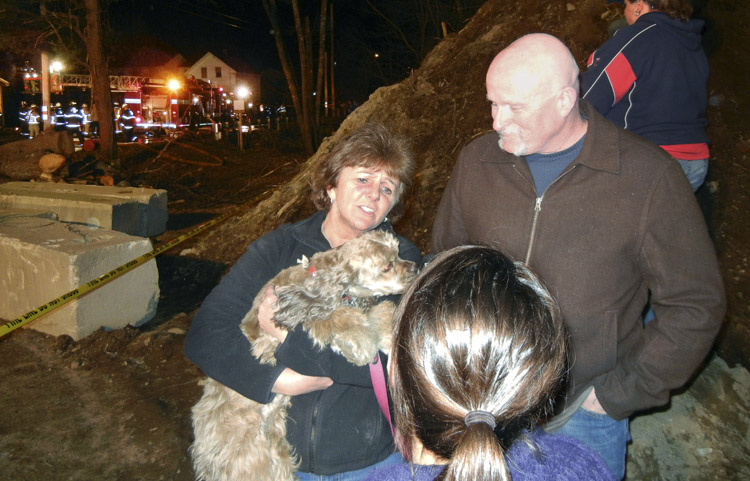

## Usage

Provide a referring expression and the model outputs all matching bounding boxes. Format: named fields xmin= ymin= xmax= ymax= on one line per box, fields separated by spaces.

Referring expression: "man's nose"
xmin=492 ymin=106 xmax=509 ymax=131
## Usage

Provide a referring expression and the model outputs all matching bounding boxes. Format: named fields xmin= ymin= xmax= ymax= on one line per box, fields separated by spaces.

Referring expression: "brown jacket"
xmin=432 ymin=102 xmax=726 ymax=420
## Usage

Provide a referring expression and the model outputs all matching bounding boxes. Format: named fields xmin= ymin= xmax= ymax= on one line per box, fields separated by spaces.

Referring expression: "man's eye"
xmin=357 ymin=178 xmax=367 ymax=183
xmin=380 ymin=186 xmax=393 ymax=195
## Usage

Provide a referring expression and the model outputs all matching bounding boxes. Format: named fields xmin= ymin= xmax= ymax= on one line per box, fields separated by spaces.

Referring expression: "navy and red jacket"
xmin=581 ymin=12 xmax=709 ymax=160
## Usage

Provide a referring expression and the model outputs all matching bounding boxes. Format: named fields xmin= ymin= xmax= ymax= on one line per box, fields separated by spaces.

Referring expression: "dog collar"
xmin=308 ymin=264 xmax=318 ymax=277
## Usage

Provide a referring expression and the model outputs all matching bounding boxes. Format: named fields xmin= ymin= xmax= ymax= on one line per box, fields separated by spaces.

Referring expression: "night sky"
xmin=110 ymin=0 xmax=387 ymax=100
xmin=1 ymin=1 xmax=480 ymax=105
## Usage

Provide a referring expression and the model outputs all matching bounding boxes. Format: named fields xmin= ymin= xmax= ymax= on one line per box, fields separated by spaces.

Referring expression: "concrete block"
xmin=0 ymin=181 xmax=168 ymax=237
xmin=0 ymin=211 xmax=160 ymax=340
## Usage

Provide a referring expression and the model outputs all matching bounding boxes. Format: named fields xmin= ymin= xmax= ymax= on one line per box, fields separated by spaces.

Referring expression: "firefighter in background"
xmin=53 ymin=102 xmax=67 ymax=131
xmin=18 ymin=101 xmax=30 ymax=137
xmin=113 ymin=102 xmax=121 ymax=133
xmin=90 ymin=101 xmax=100 ymax=137
xmin=120 ymin=103 xmax=136 ymax=141
xmin=65 ymin=101 xmax=84 ymax=143
xmin=27 ymin=105 xmax=41 ymax=139
xmin=81 ymin=103 xmax=91 ymax=136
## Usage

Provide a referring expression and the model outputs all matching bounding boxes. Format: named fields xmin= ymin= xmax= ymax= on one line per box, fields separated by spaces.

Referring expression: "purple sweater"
xmin=363 ymin=431 xmax=614 ymax=481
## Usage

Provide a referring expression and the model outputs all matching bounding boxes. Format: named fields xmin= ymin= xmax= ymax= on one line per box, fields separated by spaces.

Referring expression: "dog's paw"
xmin=367 ymin=301 xmax=396 ymax=353
xmin=330 ymin=327 xmax=381 ymax=366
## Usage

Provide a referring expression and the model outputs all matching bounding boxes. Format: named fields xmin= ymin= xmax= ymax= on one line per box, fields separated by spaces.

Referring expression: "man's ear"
xmin=557 ymin=87 xmax=578 ymax=117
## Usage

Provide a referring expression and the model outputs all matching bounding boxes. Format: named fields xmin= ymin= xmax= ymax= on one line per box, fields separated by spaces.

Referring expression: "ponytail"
xmin=391 ymin=246 xmax=569 ymax=480
xmin=440 ymin=422 xmax=509 ymax=481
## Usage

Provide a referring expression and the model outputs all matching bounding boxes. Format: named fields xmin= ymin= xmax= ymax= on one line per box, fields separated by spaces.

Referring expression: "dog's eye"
xmin=383 ymin=261 xmax=393 ymax=272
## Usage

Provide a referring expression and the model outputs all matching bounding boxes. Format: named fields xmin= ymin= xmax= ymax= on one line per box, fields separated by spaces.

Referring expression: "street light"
xmin=236 ymin=86 xmax=250 ymax=151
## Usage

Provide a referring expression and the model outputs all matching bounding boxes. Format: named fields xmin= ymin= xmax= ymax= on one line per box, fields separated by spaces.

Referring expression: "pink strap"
xmin=369 ymin=352 xmax=395 ymax=437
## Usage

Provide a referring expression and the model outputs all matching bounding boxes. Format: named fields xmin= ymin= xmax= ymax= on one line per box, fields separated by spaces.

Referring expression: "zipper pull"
xmin=534 ymin=197 xmax=542 ymax=212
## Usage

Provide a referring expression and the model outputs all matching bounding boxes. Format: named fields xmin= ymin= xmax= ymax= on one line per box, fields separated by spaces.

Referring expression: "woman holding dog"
xmin=364 ymin=246 xmax=614 ymax=481
xmin=185 ymin=122 xmax=421 ymax=480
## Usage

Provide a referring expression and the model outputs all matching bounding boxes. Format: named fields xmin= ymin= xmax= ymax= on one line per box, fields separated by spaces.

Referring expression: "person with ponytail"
xmin=365 ymin=246 xmax=614 ymax=481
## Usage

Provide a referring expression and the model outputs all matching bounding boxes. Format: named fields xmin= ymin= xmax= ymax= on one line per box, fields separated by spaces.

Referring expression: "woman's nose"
xmin=367 ymin=184 xmax=380 ymax=200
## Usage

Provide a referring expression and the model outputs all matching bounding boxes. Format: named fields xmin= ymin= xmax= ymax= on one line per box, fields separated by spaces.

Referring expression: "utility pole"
xmin=330 ymin=3 xmax=336 ymax=118
xmin=41 ymin=52 xmax=51 ymax=129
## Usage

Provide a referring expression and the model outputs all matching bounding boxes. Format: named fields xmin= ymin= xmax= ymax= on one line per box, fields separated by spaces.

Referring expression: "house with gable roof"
xmin=183 ymin=51 xmax=260 ymax=105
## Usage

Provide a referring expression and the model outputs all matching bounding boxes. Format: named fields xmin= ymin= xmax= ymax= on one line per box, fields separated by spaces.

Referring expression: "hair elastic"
xmin=464 ymin=410 xmax=496 ymax=429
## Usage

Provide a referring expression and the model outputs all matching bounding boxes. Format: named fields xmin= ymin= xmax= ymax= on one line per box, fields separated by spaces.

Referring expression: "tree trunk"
xmin=292 ymin=0 xmax=316 ymax=154
xmin=84 ymin=0 xmax=116 ymax=165
xmin=262 ymin=0 xmax=328 ymax=155
xmin=315 ymin=0 xmax=329 ymax=128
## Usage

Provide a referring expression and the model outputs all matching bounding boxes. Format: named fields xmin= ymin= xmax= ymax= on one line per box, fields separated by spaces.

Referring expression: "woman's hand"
xmin=272 ymin=368 xmax=333 ymax=395
xmin=258 ymin=285 xmax=288 ymax=342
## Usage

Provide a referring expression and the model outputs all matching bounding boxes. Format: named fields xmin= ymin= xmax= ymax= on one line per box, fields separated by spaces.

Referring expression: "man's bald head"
xmin=488 ymin=33 xmax=580 ymax=95
xmin=485 ymin=33 xmax=586 ymax=156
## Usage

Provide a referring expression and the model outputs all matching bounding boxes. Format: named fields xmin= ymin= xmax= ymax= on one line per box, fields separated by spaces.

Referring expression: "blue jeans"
xmin=554 ymin=406 xmax=630 ymax=480
xmin=676 ymin=158 xmax=708 ymax=192
xmin=295 ymin=452 xmax=405 ymax=481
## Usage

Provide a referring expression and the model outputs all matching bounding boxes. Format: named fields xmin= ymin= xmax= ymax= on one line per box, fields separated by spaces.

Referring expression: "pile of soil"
xmin=1 ymin=0 xmax=747 ymax=479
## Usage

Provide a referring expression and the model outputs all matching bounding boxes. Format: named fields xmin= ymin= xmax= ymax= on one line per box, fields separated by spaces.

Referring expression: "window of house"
xmin=200 ymin=67 xmax=207 ymax=78
xmin=215 ymin=67 xmax=222 ymax=78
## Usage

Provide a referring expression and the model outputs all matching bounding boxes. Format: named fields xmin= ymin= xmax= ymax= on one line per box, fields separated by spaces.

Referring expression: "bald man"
xmin=432 ymin=33 xmax=725 ymax=479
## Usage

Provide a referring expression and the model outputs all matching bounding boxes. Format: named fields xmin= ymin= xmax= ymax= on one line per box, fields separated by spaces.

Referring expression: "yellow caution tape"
xmin=0 ymin=206 xmax=240 ymax=338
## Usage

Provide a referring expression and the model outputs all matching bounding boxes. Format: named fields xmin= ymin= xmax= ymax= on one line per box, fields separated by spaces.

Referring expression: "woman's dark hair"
xmin=311 ymin=122 xmax=415 ymax=223
xmin=390 ymin=246 xmax=569 ymax=481
xmin=627 ymin=0 xmax=693 ymax=21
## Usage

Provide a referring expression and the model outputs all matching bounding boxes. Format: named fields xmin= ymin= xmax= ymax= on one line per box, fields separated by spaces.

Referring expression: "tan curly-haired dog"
xmin=190 ymin=230 xmax=417 ymax=481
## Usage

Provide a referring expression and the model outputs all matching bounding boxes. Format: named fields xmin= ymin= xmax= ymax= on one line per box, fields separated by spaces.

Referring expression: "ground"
xmin=1 ymin=0 xmax=748 ymax=479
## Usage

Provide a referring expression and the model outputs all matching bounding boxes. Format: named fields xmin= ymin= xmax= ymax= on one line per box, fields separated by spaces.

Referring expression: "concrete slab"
xmin=0 ymin=211 xmax=159 ymax=340
xmin=0 ymin=182 xmax=168 ymax=237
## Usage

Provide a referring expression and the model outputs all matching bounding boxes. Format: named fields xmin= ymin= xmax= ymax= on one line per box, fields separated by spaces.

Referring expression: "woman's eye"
xmin=380 ymin=186 xmax=393 ymax=195
xmin=357 ymin=177 xmax=368 ymax=183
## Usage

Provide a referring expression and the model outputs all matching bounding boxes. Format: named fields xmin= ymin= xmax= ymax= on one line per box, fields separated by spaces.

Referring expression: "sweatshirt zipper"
xmin=513 ymin=164 xmax=578 ymax=264
xmin=308 ymin=390 xmax=322 ymax=473
xmin=525 ymin=196 xmax=543 ymax=264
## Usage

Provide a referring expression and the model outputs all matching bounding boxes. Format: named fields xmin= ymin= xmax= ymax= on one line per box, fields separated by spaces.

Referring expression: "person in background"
xmin=89 ymin=101 xmax=99 ymax=137
xmin=113 ymin=102 xmax=121 ymax=134
xmin=431 ymin=33 xmax=725 ymax=479
xmin=53 ymin=102 xmax=67 ymax=132
xmin=119 ymin=103 xmax=136 ymax=142
xmin=65 ymin=101 xmax=84 ymax=143
xmin=27 ymin=105 xmax=41 ymax=139
xmin=365 ymin=245 xmax=614 ymax=481
xmin=185 ymin=122 xmax=422 ymax=480
xmin=18 ymin=101 xmax=30 ymax=137
xmin=81 ymin=103 xmax=91 ymax=136
xmin=582 ymin=0 xmax=710 ymax=191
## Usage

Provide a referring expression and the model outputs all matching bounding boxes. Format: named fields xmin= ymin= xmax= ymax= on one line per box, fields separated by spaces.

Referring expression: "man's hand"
xmin=582 ymin=387 xmax=607 ymax=414
xmin=258 ymin=285 xmax=287 ymax=342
